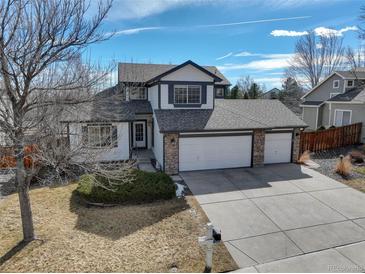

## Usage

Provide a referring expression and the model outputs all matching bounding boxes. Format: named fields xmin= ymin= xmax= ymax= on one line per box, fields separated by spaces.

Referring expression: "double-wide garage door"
xmin=179 ymin=135 xmax=252 ymax=171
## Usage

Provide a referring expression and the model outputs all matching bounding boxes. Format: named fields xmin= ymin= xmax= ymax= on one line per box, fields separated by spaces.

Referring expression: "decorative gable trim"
xmin=147 ymin=60 xmax=223 ymax=84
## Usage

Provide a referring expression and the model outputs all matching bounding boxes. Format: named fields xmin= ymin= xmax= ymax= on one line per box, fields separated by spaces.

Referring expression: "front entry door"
xmin=133 ymin=121 xmax=146 ymax=148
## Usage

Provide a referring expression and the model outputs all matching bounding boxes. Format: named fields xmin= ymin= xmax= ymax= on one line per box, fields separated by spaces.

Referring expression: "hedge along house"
xmin=63 ymin=60 xmax=307 ymax=174
xmin=300 ymin=69 xmax=365 ymax=143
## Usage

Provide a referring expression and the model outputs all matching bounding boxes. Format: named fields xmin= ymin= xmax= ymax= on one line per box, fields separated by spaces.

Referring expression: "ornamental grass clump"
xmin=335 ymin=155 xmax=352 ymax=178
xmin=297 ymin=150 xmax=311 ymax=165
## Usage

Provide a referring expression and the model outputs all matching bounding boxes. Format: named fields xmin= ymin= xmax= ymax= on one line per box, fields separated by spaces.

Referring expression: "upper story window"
xmin=216 ymin=87 xmax=224 ymax=97
xmin=346 ymin=80 xmax=354 ymax=88
xmin=82 ymin=124 xmax=118 ymax=148
xmin=174 ymin=85 xmax=201 ymax=104
xmin=129 ymin=87 xmax=147 ymax=100
xmin=333 ymin=80 xmax=340 ymax=88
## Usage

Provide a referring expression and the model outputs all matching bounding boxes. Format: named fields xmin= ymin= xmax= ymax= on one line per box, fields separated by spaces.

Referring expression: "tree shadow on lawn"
xmin=69 ymin=192 xmax=190 ymax=240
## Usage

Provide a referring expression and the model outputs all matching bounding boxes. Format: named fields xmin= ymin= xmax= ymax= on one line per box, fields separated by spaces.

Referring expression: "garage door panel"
xmin=264 ymin=133 xmax=292 ymax=164
xmin=179 ymin=135 xmax=252 ymax=171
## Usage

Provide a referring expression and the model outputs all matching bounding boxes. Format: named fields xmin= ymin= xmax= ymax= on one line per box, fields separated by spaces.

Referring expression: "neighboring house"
xmin=262 ymin=88 xmax=280 ymax=99
xmin=301 ymin=69 xmax=365 ymax=142
xmin=63 ymin=60 xmax=306 ymax=174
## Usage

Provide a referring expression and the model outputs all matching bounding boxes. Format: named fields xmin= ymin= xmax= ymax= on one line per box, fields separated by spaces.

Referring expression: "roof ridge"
xmin=118 ymin=62 xmax=218 ymax=68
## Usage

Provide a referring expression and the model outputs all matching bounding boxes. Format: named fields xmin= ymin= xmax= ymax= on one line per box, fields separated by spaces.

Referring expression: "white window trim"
xmin=346 ymin=80 xmax=354 ymax=88
xmin=330 ymin=92 xmax=340 ymax=99
xmin=333 ymin=109 xmax=352 ymax=127
xmin=85 ymin=125 xmax=117 ymax=149
xmin=333 ymin=80 xmax=340 ymax=88
xmin=173 ymin=84 xmax=202 ymax=104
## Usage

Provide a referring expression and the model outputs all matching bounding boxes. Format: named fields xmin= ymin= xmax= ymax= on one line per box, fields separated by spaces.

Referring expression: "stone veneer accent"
xmin=253 ymin=129 xmax=265 ymax=167
xmin=164 ymin=133 xmax=179 ymax=175
xmin=292 ymin=128 xmax=302 ymax=162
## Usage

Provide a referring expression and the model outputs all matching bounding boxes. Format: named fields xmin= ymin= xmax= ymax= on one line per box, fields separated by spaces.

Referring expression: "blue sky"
xmin=87 ymin=0 xmax=364 ymax=89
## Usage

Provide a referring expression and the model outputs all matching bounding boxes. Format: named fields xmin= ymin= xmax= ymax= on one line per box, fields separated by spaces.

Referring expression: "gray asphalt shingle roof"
xmin=336 ymin=70 xmax=365 ymax=79
xmin=301 ymin=101 xmax=324 ymax=106
xmin=61 ymin=85 xmax=152 ymax=123
xmin=155 ymin=99 xmax=307 ymax=132
xmin=118 ymin=62 xmax=231 ymax=85
xmin=327 ymin=87 xmax=365 ymax=102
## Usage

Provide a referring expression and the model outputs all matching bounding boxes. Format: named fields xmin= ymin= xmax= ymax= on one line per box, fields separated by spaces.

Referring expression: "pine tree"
xmin=230 ymin=85 xmax=240 ymax=99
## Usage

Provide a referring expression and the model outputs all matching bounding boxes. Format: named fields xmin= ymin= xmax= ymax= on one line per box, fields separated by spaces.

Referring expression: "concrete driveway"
xmin=181 ymin=164 xmax=365 ymax=272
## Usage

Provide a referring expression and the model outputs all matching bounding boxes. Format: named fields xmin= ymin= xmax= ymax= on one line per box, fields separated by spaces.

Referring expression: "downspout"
xmin=315 ymin=107 xmax=319 ymax=129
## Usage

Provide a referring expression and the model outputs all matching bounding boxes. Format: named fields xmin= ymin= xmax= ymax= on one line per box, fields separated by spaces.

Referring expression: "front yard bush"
xmin=76 ymin=170 xmax=176 ymax=204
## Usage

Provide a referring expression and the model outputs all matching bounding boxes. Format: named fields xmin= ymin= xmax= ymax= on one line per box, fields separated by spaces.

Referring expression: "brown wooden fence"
xmin=300 ymin=123 xmax=362 ymax=154
xmin=0 ymin=145 xmax=37 ymax=169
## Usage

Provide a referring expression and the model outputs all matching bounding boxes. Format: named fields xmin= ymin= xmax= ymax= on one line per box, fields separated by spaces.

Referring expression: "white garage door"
xmin=264 ymin=132 xmax=292 ymax=164
xmin=179 ymin=135 xmax=252 ymax=171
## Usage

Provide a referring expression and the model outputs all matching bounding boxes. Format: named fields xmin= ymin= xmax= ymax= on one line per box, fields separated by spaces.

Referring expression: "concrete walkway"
xmin=181 ymin=164 xmax=365 ymax=272
xmin=132 ymin=149 xmax=156 ymax=172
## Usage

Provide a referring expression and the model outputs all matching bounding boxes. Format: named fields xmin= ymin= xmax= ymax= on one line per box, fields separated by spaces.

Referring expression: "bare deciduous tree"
xmin=288 ymin=32 xmax=345 ymax=89
xmin=0 ymin=0 xmax=112 ymax=242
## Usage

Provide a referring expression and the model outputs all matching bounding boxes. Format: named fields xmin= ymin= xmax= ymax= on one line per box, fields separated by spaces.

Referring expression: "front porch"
xmin=132 ymin=148 xmax=157 ymax=172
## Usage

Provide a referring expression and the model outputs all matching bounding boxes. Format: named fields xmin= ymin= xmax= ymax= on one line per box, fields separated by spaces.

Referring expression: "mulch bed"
xmin=311 ymin=145 xmax=365 ymax=192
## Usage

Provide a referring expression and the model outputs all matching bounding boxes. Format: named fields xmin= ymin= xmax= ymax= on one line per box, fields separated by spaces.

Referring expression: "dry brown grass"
xmin=0 ymin=184 xmax=237 ymax=272
xmin=335 ymin=155 xmax=352 ymax=177
xmin=297 ymin=150 xmax=311 ymax=165
xmin=340 ymin=178 xmax=365 ymax=193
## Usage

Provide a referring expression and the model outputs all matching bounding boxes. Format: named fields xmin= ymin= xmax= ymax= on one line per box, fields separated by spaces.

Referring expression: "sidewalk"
xmin=234 ymin=241 xmax=365 ymax=273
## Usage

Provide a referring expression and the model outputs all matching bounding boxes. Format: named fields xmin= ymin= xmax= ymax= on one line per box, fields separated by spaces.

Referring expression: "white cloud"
xmin=261 ymin=53 xmax=294 ymax=59
xmin=104 ymin=0 xmax=332 ymax=21
xmin=109 ymin=15 xmax=311 ymax=37
xmin=216 ymin=52 xmax=233 ymax=60
xmin=255 ymin=77 xmax=283 ymax=87
xmin=271 ymin=26 xmax=358 ymax=38
xmin=313 ymin=26 xmax=358 ymax=37
xmin=106 ymin=0 xmax=197 ymax=20
xmin=217 ymin=58 xmax=291 ymax=71
xmin=217 ymin=52 xmax=294 ymax=72
xmin=234 ymin=51 xmax=260 ymax=57
xmin=270 ymin=30 xmax=309 ymax=37
xmin=233 ymin=52 xmax=294 ymax=59
xmin=111 ymin=27 xmax=163 ymax=36
xmin=198 ymin=16 xmax=311 ymax=28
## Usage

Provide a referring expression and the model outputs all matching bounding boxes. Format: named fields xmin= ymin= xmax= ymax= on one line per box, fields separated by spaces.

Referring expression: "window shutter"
xmin=168 ymin=84 xmax=174 ymax=104
xmin=202 ymin=85 xmax=207 ymax=104
xmin=112 ymin=126 xmax=118 ymax=147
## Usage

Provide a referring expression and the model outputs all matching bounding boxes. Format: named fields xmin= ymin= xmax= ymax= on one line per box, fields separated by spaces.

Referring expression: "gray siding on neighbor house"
xmin=328 ymin=103 xmax=365 ymax=142
xmin=321 ymin=103 xmax=330 ymax=127
xmin=317 ymin=104 xmax=323 ymax=128
xmin=302 ymin=107 xmax=318 ymax=130
xmin=305 ymin=74 xmax=344 ymax=102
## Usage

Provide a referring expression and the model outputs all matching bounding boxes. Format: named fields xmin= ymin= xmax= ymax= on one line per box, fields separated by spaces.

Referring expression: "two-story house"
xmin=301 ymin=69 xmax=365 ymax=142
xmin=63 ymin=60 xmax=306 ymax=174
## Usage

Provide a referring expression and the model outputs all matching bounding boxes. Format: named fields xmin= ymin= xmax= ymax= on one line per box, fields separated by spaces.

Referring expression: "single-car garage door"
xmin=264 ymin=132 xmax=292 ymax=164
xmin=179 ymin=134 xmax=252 ymax=171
